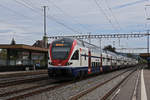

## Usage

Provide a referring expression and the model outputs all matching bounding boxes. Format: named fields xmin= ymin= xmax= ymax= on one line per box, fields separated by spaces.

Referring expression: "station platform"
xmin=0 ymin=70 xmax=47 ymax=78
xmin=143 ymin=68 xmax=150 ymax=100
xmin=111 ymin=66 xmax=150 ymax=100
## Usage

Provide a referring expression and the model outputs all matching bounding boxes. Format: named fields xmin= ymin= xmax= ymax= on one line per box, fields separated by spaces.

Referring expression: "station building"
xmin=0 ymin=38 xmax=48 ymax=72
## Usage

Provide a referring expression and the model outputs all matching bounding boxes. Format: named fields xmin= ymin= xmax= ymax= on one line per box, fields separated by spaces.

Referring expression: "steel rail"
xmin=3 ymin=68 xmax=135 ymax=100
xmin=0 ymin=80 xmax=54 ymax=97
xmin=101 ymin=69 xmax=137 ymax=100
xmin=68 ymin=68 xmax=135 ymax=100
xmin=0 ymin=75 xmax=48 ymax=88
xmin=6 ymin=81 xmax=74 ymax=100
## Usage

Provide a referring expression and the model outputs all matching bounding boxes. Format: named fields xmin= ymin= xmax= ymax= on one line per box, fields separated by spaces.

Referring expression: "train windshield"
xmin=51 ymin=46 xmax=70 ymax=60
xmin=51 ymin=38 xmax=74 ymax=60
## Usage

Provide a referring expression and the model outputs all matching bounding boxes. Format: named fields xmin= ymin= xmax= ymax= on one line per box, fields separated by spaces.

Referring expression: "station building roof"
xmin=0 ymin=44 xmax=48 ymax=53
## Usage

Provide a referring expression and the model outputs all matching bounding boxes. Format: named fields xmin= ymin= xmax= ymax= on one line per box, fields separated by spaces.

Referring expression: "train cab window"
xmin=71 ymin=50 xmax=79 ymax=60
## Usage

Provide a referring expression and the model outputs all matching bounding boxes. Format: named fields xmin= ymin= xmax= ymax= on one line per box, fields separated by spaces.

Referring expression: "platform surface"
xmin=0 ymin=70 xmax=47 ymax=78
xmin=143 ymin=68 xmax=150 ymax=100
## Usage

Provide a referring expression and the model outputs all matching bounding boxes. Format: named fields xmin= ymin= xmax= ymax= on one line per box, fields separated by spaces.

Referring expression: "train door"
xmin=88 ymin=50 xmax=91 ymax=74
xmin=80 ymin=48 xmax=82 ymax=66
xmin=100 ymin=54 xmax=103 ymax=72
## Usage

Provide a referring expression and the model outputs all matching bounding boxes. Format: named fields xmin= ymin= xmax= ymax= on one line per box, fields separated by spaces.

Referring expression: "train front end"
xmin=48 ymin=38 xmax=77 ymax=79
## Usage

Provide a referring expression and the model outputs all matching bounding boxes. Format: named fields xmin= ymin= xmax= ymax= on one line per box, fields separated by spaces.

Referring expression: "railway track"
xmin=0 ymin=80 xmax=73 ymax=100
xmin=0 ymin=68 xmax=134 ymax=100
xmin=0 ymin=74 xmax=48 ymax=88
xmin=101 ymin=69 xmax=137 ymax=100
xmin=69 ymin=67 xmax=137 ymax=100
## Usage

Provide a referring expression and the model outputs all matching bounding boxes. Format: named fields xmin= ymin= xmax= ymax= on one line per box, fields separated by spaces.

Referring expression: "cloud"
xmin=0 ymin=0 xmax=148 ymax=52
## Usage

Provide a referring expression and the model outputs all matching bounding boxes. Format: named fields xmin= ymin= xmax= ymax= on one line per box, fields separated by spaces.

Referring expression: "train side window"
xmin=84 ymin=53 xmax=86 ymax=60
xmin=96 ymin=62 xmax=98 ymax=67
xmin=71 ymin=50 xmax=79 ymax=60
xmin=92 ymin=62 xmax=94 ymax=67
xmin=108 ymin=58 xmax=110 ymax=62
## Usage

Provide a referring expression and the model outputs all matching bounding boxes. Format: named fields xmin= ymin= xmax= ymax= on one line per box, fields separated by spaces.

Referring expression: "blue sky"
xmin=0 ymin=0 xmax=149 ymax=53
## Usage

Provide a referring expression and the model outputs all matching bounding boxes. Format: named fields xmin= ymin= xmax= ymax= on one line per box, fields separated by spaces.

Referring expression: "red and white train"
xmin=48 ymin=37 xmax=138 ymax=79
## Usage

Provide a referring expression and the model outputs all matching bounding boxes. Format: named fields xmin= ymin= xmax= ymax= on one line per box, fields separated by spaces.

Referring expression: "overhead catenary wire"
xmin=15 ymin=0 xmax=80 ymax=33
xmin=0 ymin=3 xmax=31 ymax=20
xmin=21 ymin=0 xmax=82 ymax=33
xmin=93 ymin=0 xmax=119 ymax=32
xmin=46 ymin=0 xmax=91 ymax=32
xmin=14 ymin=0 xmax=40 ymax=15
xmin=94 ymin=0 xmax=122 ymax=47
xmin=22 ymin=0 xmax=38 ymax=9
xmin=104 ymin=0 xmax=122 ymax=32
xmin=144 ymin=7 xmax=150 ymax=29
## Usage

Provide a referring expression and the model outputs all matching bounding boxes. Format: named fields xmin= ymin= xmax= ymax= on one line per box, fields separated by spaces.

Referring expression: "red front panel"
xmin=49 ymin=40 xmax=77 ymax=66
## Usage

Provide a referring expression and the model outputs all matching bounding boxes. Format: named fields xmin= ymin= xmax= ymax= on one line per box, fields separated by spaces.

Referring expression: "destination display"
xmin=55 ymin=44 xmax=64 ymax=46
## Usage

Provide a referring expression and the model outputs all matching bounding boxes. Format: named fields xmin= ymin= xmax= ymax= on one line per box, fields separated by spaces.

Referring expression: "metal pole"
xmin=118 ymin=38 xmax=120 ymax=47
xmin=88 ymin=33 xmax=91 ymax=44
xmin=43 ymin=6 xmax=47 ymax=48
xmin=147 ymin=32 xmax=149 ymax=54
xmin=147 ymin=30 xmax=149 ymax=68
xmin=99 ymin=38 xmax=102 ymax=53
xmin=43 ymin=6 xmax=47 ymax=36
xmin=99 ymin=38 xmax=101 ymax=50
xmin=113 ymin=41 xmax=115 ymax=47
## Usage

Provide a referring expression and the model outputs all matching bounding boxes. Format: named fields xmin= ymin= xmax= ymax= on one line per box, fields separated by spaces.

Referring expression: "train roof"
xmin=53 ymin=37 xmax=137 ymax=60
xmin=58 ymin=37 xmax=117 ymax=55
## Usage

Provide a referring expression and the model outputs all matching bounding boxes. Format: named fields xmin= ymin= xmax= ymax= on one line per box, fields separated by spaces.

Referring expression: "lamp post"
xmin=147 ymin=30 xmax=150 ymax=68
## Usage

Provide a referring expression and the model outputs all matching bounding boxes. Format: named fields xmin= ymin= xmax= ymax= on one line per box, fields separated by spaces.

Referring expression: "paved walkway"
xmin=143 ymin=68 xmax=150 ymax=100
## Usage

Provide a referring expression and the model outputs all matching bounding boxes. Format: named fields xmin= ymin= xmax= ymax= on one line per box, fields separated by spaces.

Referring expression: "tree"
xmin=11 ymin=38 xmax=16 ymax=45
xmin=103 ymin=45 xmax=116 ymax=53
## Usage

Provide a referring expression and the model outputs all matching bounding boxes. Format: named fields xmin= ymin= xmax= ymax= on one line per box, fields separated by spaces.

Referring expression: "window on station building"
xmin=0 ymin=49 xmax=7 ymax=66
xmin=71 ymin=50 xmax=79 ymax=60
